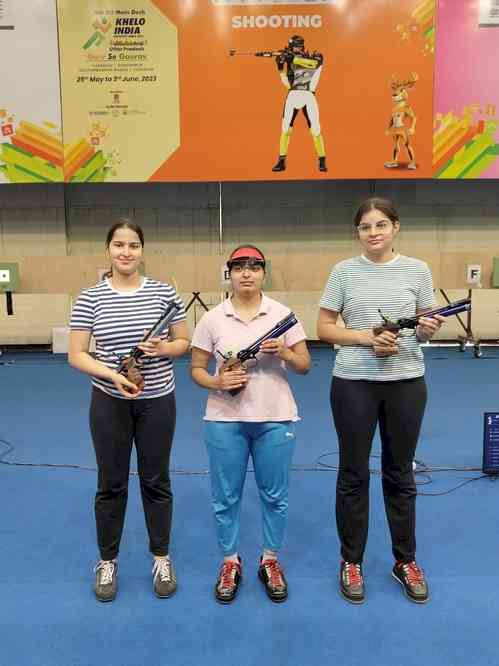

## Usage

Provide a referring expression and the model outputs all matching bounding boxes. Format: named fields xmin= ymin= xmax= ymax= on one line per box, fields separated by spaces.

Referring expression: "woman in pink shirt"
xmin=191 ymin=245 xmax=310 ymax=604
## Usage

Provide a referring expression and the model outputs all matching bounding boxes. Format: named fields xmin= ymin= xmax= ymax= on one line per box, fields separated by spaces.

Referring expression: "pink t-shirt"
xmin=191 ymin=295 xmax=307 ymax=422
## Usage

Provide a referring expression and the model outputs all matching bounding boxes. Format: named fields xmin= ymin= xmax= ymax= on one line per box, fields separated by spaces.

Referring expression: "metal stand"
xmin=0 ymin=291 xmax=14 ymax=364
xmin=439 ymin=288 xmax=482 ymax=358
xmin=184 ymin=291 xmax=210 ymax=327
xmin=184 ymin=292 xmax=210 ymax=313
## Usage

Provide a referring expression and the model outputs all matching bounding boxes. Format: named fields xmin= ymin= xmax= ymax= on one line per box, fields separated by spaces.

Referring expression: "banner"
xmin=5 ymin=1 xmax=499 ymax=184
xmin=56 ymin=0 xmax=435 ymax=182
xmin=57 ymin=0 xmax=179 ymax=182
xmin=433 ymin=0 xmax=499 ymax=179
xmin=149 ymin=0 xmax=435 ymax=181
xmin=0 ymin=1 xmax=63 ymax=184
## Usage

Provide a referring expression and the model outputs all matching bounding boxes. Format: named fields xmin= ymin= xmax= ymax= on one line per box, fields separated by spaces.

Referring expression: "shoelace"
xmin=343 ymin=562 xmax=362 ymax=586
xmin=219 ymin=561 xmax=240 ymax=590
xmin=401 ymin=561 xmax=424 ymax=584
xmin=154 ymin=558 xmax=173 ymax=582
xmin=262 ymin=560 xmax=284 ymax=588
xmin=95 ymin=560 xmax=115 ymax=586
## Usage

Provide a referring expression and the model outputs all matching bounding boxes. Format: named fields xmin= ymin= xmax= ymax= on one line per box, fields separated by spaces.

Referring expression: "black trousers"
xmin=89 ymin=388 xmax=176 ymax=560
xmin=330 ymin=376 xmax=427 ymax=564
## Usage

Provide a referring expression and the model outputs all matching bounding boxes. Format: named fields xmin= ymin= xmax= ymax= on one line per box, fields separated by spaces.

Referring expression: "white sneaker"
xmin=152 ymin=556 xmax=177 ymax=598
xmin=94 ymin=559 xmax=118 ymax=602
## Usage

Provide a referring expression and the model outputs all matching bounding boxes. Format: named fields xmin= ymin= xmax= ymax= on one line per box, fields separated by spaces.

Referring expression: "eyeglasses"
xmin=229 ymin=261 xmax=265 ymax=273
xmin=357 ymin=221 xmax=391 ymax=233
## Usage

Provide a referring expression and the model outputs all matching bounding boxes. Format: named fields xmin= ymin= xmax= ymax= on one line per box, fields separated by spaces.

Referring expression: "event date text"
xmin=76 ymin=75 xmax=157 ymax=84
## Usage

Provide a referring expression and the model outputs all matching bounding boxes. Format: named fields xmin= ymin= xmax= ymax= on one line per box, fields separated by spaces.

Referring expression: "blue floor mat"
xmin=0 ymin=348 xmax=498 ymax=666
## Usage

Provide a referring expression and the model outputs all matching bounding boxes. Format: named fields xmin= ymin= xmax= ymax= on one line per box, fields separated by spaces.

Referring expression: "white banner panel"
xmin=0 ymin=0 xmax=63 ymax=183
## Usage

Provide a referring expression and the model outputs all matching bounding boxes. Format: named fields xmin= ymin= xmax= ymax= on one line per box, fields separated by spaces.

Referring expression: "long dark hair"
xmin=104 ymin=218 xmax=144 ymax=278
xmin=353 ymin=198 xmax=400 ymax=228
xmin=105 ymin=218 xmax=144 ymax=248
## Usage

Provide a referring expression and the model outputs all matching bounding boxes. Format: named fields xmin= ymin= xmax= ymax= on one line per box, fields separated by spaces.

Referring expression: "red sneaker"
xmin=392 ymin=560 xmax=429 ymax=603
xmin=340 ymin=560 xmax=365 ymax=604
xmin=258 ymin=558 xmax=288 ymax=603
xmin=215 ymin=558 xmax=242 ymax=604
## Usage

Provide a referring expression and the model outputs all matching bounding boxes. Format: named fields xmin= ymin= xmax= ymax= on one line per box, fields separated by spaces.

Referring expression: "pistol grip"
xmin=222 ymin=359 xmax=242 ymax=372
xmin=119 ymin=358 xmax=145 ymax=392
xmin=221 ymin=359 xmax=246 ymax=396
xmin=373 ymin=324 xmax=399 ymax=336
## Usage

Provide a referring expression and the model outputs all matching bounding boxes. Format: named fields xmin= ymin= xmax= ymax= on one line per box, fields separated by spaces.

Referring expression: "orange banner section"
xmin=146 ymin=0 xmax=435 ymax=182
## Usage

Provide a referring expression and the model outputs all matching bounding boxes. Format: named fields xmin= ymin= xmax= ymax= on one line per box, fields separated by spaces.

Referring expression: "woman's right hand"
xmin=111 ymin=372 xmax=142 ymax=398
xmin=216 ymin=366 xmax=248 ymax=392
xmin=358 ymin=329 xmax=399 ymax=356
xmin=372 ymin=329 xmax=399 ymax=357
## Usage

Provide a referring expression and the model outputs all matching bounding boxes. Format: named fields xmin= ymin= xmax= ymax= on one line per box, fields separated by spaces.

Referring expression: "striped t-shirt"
xmin=70 ymin=277 xmax=186 ymax=399
xmin=319 ymin=255 xmax=436 ymax=381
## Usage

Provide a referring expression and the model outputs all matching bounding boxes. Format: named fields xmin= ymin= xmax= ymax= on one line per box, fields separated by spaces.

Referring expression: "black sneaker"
xmin=319 ymin=156 xmax=328 ymax=172
xmin=258 ymin=558 xmax=288 ymax=603
xmin=215 ymin=558 xmax=242 ymax=604
xmin=340 ymin=561 xmax=365 ymax=604
xmin=152 ymin=556 xmax=177 ymax=598
xmin=392 ymin=561 xmax=429 ymax=604
xmin=272 ymin=156 xmax=286 ymax=172
xmin=94 ymin=559 xmax=118 ymax=602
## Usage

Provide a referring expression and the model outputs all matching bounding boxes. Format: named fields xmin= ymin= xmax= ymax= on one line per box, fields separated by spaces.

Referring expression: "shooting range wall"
xmin=1 ymin=1 xmax=498 ymax=344
xmin=0 ymin=179 xmax=498 ymax=344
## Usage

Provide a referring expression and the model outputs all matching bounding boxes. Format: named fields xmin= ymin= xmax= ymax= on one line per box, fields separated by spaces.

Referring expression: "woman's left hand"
xmin=137 ymin=332 xmax=163 ymax=357
xmin=417 ymin=314 xmax=446 ymax=341
xmin=260 ymin=337 xmax=289 ymax=360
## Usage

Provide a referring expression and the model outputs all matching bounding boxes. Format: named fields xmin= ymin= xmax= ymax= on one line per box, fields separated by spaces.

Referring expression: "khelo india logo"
xmin=83 ymin=16 xmax=112 ymax=51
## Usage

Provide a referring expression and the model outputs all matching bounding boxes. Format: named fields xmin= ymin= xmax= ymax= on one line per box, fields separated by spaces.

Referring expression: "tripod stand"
xmin=438 ymin=288 xmax=482 ymax=358
xmin=184 ymin=291 xmax=210 ymax=327
xmin=185 ymin=291 xmax=210 ymax=314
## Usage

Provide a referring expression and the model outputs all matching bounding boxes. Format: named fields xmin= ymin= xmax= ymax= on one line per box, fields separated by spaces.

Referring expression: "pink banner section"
xmin=433 ymin=0 xmax=499 ymax=178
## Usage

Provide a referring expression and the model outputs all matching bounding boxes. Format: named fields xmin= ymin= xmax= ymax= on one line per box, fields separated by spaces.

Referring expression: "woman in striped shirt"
xmin=69 ymin=219 xmax=189 ymax=602
xmin=317 ymin=198 xmax=444 ymax=605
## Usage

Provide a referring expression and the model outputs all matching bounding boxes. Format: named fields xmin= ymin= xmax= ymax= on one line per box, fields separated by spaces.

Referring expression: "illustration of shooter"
xmin=384 ymin=73 xmax=418 ymax=170
xmin=229 ymin=35 xmax=327 ymax=173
